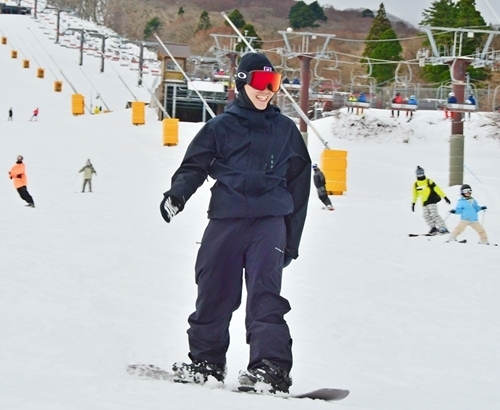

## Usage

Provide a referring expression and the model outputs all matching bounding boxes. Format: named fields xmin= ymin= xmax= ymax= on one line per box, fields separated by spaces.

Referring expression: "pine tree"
xmin=370 ymin=29 xmax=403 ymax=83
xmin=308 ymin=1 xmax=327 ymax=22
xmin=197 ymin=11 xmax=212 ymax=32
xmin=362 ymin=3 xmax=393 ymax=58
xmin=144 ymin=17 xmax=162 ymax=40
xmin=362 ymin=3 xmax=402 ymax=82
xmin=419 ymin=0 xmax=489 ymax=83
xmin=288 ymin=1 xmax=320 ymax=29
xmin=225 ymin=9 xmax=246 ymax=29
xmin=236 ymin=24 xmax=263 ymax=52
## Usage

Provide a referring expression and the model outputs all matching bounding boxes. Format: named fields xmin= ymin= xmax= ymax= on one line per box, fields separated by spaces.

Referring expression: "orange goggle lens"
xmin=247 ymin=70 xmax=282 ymax=92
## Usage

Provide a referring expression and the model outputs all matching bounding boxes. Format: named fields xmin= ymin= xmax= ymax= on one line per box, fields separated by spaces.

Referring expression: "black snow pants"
xmin=317 ymin=186 xmax=332 ymax=207
xmin=17 ymin=186 xmax=34 ymax=205
xmin=187 ymin=216 xmax=293 ymax=372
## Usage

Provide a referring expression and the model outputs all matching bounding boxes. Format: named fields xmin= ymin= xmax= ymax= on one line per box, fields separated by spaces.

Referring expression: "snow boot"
xmin=172 ymin=357 xmax=226 ymax=384
xmin=238 ymin=359 xmax=292 ymax=393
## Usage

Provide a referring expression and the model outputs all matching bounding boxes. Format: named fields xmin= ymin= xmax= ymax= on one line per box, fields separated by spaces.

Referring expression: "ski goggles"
xmin=238 ymin=70 xmax=282 ymax=92
xmin=461 ymin=188 xmax=472 ymax=194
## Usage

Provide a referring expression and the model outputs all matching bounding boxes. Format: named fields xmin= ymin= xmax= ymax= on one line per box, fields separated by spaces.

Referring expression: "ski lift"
xmin=276 ymin=52 xmax=301 ymax=91
xmin=346 ymin=60 xmax=375 ymax=111
xmin=391 ymin=62 xmax=418 ymax=113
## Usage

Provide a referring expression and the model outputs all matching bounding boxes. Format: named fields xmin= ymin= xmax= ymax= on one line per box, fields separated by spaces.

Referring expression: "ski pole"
xmin=482 ymin=209 xmax=486 ymax=226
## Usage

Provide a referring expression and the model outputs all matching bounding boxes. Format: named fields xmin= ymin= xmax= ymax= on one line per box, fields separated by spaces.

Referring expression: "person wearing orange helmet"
xmin=8 ymin=155 xmax=35 ymax=207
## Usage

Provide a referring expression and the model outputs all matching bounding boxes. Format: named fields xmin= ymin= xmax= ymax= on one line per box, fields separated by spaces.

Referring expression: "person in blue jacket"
xmin=445 ymin=92 xmax=457 ymax=119
xmin=447 ymin=184 xmax=489 ymax=244
xmin=406 ymin=95 xmax=417 ymax=118
xmin=356 ymin=92 xmax=367 ymax=115
xmin=466 ymin=94 xmax=476 ymax=119
xmin=159 ymin=52 xmax=311 ymax=393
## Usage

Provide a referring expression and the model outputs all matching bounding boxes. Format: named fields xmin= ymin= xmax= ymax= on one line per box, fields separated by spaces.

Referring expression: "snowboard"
xmin=127 ymin=363 xmax=350 ymax=402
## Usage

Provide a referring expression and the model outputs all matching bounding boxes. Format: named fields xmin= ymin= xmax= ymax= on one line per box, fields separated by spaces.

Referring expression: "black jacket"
xmin=313 ymin=169 xmax=326 ymax=189
xmin=164 ymin=100 xmax=311 ymax=259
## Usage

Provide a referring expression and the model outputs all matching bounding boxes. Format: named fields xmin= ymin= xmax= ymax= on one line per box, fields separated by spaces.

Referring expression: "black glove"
xmin=411 ymin=203 xmax=415 ymax=212
xmin=16 ymin=174 xmax=22 ymax=178
xmin=449 ymin=209 xmax=456 ymax=214
xmin=283 ymin=254 xmax=293 ymax=268
xmin=444 ymin=197 xmax=451 ymax=205
xmin=481 ymin=206 xmax=487 ymax=210
xmin=160 ymin=195 xmax=181 ymax=223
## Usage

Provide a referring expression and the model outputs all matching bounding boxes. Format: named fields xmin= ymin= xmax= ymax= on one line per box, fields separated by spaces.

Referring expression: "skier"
xmin=8 ymin=155 xmax=35 ymax=207
xmin=447 ymin=184 xmax=489 ymax=244
xmin=78 ymin=159 xmax=97 ymax=193
xmin=29 ymin=107 xmax=39 ymax=121
xmin=159 ymin=52 xmax=311 ymax=393
xmin=8 ymin=107 xmax=13 ymax=121
xmin=412 ymin=166 xmax=450 ymax=235
xmin=312 ymin=164 xmax=334 ymax=210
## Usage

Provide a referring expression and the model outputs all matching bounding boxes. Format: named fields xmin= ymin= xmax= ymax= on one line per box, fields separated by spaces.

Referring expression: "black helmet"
xmin=460 ymin=184 xmax=472 ymax=195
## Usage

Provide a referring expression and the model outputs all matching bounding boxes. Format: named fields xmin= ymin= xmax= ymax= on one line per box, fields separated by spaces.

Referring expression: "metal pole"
xmin=56 ymin=10 xmax=61 ymax=43
xmin=172 ymin=84 xmax=177 ymax=118
xmin=100 ymin=36 xmax=105 ymax=73
xmin=298 ymin=55 xmax=312 ymax=134
xmin=138 ymin=43 xmax=144 ymax=86
xmin=79 ymin=29 xmax=84 ymax=66
xmin=449 ymin=58 xmax=470 ymax=186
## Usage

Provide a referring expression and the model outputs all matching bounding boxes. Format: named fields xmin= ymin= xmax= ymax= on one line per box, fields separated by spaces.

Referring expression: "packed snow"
xmin=1 ymin=9 xmax=500 ymax=410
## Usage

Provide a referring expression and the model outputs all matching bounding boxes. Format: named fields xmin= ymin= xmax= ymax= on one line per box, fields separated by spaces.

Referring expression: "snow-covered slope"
xmin=1 ymin=9 xmax=500 ymax=410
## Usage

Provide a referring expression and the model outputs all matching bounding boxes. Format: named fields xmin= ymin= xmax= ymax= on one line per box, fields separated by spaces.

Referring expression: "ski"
xmin=127 ymin=363 xmax=349 ymax=402
xmin=409 ymin=233 xmax=434 ymax=237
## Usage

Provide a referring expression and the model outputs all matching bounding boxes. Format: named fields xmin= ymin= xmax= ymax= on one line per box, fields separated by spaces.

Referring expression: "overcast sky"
xmin=308 ymin=0 xmax=500 ymax=27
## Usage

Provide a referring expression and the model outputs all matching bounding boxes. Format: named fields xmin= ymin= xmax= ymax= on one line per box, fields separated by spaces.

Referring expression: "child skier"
xmin=412 ymin=166 xmax=451 ymax=235
xmin=447 ymin=184 xmax=489 ymax=244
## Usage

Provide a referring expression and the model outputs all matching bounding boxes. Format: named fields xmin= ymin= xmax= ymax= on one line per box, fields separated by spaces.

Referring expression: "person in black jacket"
xmin=160 ymin=52 xmax=311 ymax=393
xmin=312 ymin=164 xmax=334 ymax=210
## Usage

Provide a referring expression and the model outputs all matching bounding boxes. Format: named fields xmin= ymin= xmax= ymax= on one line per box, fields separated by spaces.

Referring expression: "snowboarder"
xmin=8 ymin=155 xmax=35 ymax=207
xmin=78 ymin=159 xmax=97 ymax=192
xmin=447 ymin=184 xmax=489 ymax=244
xmin=29 ymin=108 xmax=39 ymax=121
xmin=159 ymin=52 xmax=311 ymax=393
xmin=8 ymin=107 xmax=13 ymax=121
xmin=412 ymin=166 xmax=450 ymax=235
xmin=312 ymin=164 xmax=334 ymax=210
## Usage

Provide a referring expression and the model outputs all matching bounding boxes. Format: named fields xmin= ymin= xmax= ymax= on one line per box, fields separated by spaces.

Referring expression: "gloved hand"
xmin=444 ymin=197 xmax=451 ymax=204
xmin=283 ymin=254 xmax=293 ymax=268
xmin=449 ymin=209 xmax=456 ymax=214
xmin=16 ymin=174 xmax=22 ymax=178
xmin=411 ymin=203 xmax=415 ymax=212
xmin=160 ymin=195 xmax=180 ymax=223
xmin=481 ymin=206 xmax=487 ymax=210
